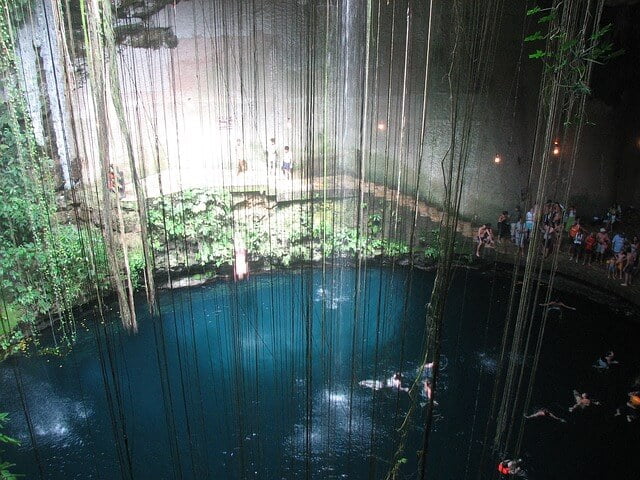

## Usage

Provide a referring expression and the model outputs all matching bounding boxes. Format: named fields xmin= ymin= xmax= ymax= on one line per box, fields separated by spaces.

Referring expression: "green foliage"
xmin=367 ymin=213 xmax=382 ymax=236
xmin=1 ymin=0 xmax=35 ymax=28
xmin=0 ymin=74 xmax=109 ymax=349
xmin=420 ymin=229 xmax=441 ymax=262
xmin=524 ymin=4 xmax=623 ymax=96
xmin=127 ymin=248 xmax=146 ymax=291
xmin=0 ymin=413 xmax=20 ymax=480
xmin=148 ymin=189 xmax=233 ymax=266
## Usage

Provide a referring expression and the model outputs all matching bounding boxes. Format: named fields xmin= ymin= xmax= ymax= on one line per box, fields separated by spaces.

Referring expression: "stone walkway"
xmin=136 ymin=169 xmax=639 ymax=309
xmin=478 ymin=240 xmax=640 ymax=311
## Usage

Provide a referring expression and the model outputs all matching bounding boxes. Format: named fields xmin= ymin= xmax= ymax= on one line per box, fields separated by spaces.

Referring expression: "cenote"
xmin=2 ymin=0 xmax=640 ymax=478
xmin=2 ymin=266 xmax=639 ymax=479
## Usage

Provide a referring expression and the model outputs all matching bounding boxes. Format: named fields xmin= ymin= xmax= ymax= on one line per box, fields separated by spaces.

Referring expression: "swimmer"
xmin=539 ymin=300 xmax=576 ymax=311
xmin=358 ymin=379 xmax=385 ymax=390
xmin=614 ymin=392 xmax=640 ymax=423
xmin=417 ymin=361 xmax=435 ymax=377
xmin=390 ymin=372 xmax=409 ymax=392
xmin=359 ymin=373 xmax=409 ymax=392
xmin=593 ymin=351 xmax=620 ymax=370
xmin=569 ymin=390 xmax=600 ymax=412
xmin=423 ymin=379 xmax=433 ymax=400
xmin=420 ymin=378 xmax=439 ymax=406
xmin=497 ymin=458 xmax=526 ymax=477
xmin=524 ymin=408 xmax=566 ymax=423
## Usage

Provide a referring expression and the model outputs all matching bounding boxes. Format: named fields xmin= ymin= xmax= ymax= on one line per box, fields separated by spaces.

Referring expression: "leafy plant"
xmin=524 ymin=4 xmax=623 ymax=96
xmin=0 ymin=412 xmax=20 ymax=480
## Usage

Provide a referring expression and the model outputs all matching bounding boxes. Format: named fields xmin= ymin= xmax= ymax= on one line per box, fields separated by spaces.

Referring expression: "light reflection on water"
xmin=2 ymin=267 xmax=638 ymax=479
xmin=0 ymin=267 xmax=435 ymax=479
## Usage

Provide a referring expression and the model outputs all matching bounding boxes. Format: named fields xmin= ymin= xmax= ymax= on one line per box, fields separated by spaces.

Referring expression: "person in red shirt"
xmin=583 ymin=232 xmax=597 ymax=265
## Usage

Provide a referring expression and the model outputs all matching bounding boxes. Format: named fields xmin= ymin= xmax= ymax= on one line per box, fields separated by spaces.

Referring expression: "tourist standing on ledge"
xmin=596 ymin=228 xmax=610 ymax=263
xmin=476 ymin=223 xmax=495 ymax=257
xmin=541 ymin=222 xmax=556 ymax=259
xmin=496 ymin=211 xmax=510 ymax=244
xmin=525 ymin=207 xmax=535 ymax=240
xmin=267 ymin=137 xmax=278 ymax=173
xmin=611 ymin=232 xmax=626 ymax=255
xmin=236 ymin=138 xmax=247 ymax=175
xmin=583 ymin=232 xmax=597 ymax=265
xmin=282 ymin=146 xmax=293 ymax=179
xmin=514 ymin=216 xmax=526 ymax=253
xmin=621 ymin=246 xmax=636 ymax=286
xmin=565 ymin=205 xmax=577 ymax=232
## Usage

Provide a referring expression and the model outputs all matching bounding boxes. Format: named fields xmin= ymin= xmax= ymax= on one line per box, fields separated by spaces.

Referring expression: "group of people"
xmin=476 ymin=202 xmax=639 ymax=287
xmin=107 ymin=164 xmax=126 ymax=199
xmin=498 ymin=349 xmax=640 ymax=477
xmin=235 ymin=136 xmax=294 ymax=179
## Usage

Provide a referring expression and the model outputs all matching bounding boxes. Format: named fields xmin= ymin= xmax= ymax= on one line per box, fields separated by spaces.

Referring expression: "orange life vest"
xmin=569 ymin=224 xmax=580 ymax=239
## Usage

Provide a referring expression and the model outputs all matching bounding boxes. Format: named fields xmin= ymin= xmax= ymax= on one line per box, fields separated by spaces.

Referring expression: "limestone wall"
xmin=20 ymin=0 xmax=625 ymax=222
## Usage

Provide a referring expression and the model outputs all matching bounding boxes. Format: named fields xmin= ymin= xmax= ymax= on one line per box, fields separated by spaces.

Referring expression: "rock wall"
xmin=22 ymin=0 xmax=626 ymax=222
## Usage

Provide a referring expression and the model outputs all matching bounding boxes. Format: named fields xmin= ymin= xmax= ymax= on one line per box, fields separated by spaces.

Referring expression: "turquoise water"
xmin=1 ymin=267 xmax=639 ymax=479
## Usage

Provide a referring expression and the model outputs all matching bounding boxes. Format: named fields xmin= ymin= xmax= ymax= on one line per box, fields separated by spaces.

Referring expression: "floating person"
xmin=267 ymin=137 xmax=277 ymax=173
xmin=614 ymin=391 xmax=640 ymax=423
xmin=417 ymin=361 xmax=435 ymax=376
xmin=358 ymin=379 xmax=386 ymax=390
xmin=420 ymin=378 xmax=439 ymax=407
xmin=359 ymin=372 xmax=409 ymax=393
xmin=390 ymin=372 xmax=409 ymax=392
xmin=233 ymin=232 xmax=249 ymax=281
xmin=539 ymin=300 xmax=576 ymax=312
xmin=569 ymin=390 xmax=600 ymax=412
xmin=281 ymin=145 xmax=293 ymax=179
xmin=497 ymin=458 xmax=526 ymax=477
xmin=593 ymin=351 xmax=620 ymax=370
xmin=524 ymin=408 xmax=566 ymax=423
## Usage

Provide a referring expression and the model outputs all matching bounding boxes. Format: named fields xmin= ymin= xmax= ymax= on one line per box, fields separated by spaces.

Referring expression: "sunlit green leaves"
xmin=524 ymin=30 xmax=545 ymax=42
xmin=526 ymin=6 xmax=542 ymax=16
xmin=528 ymin=49 xmax=548 ymax=59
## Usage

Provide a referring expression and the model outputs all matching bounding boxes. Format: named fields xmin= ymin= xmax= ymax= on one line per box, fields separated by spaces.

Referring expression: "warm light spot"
xmin=552 ymin=141 xmax=560 ymax=156
xmin=494 ymin=154 xmax=501 ymax=164
xmin=377 ymin=122 xmax=386 ymax=131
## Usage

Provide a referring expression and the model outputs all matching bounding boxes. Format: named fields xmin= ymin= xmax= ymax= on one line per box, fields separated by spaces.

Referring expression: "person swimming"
xmin=569 ymin=390 xmax=600 ymax=412
xmin=497 ymin=458 xmax=526 ymax=477
xmin=593 ymin=351 xmax=620 ymax=370
xmin=539 ymin=300 xmax=576 ymax=312
xmin=614 ymin=391 xmax=640 ymax=423
xmin=390 ymin=372 xmax=409 ymax=392
xmin=524 ymin=408 xmax=566 ymax=423
xmin=358 ymin=372 xmax=409 ymax=392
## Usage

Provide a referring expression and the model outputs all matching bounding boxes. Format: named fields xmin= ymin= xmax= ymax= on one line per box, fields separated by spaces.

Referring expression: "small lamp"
xmin=494 ymin=154 xmax=501 ymax=164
